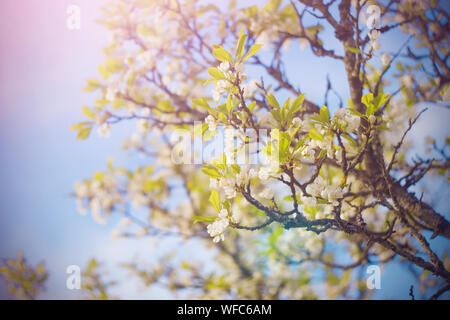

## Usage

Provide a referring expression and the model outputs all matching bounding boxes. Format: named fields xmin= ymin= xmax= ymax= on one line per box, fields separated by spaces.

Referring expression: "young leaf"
xmin=308 ymin=128 xmax=323 ymax=141
xmin=231 ymin=164 xmax=241 ymax=174
xmin=192 ymin=98 xmax=211 ymax=110
xmin=98 ymin=64 xmax=110 ymax=80
xmin=193 ymin=216 xmax=216 ymax=224
xmin=243 ymin=44 xmax=263 ymax=61
xmin=77 ymin=127 xmax=92 ymax=140
xmin=209 ymin=189 xmax=221 ymax=213
xmin=82 ymin=106 xmax=95 ymax=119
xmin=105 ymin=58 xmax=123 ymax=73
xmin=208 ymin=67 xmax=226 ymax=80
xmin=236 ymin=27 xmax=247 ymax=60
xmin=201 ymin=166 xmax=222 ymax=178
xmin=247 ymin=101 xmax=257 ymax=112
xmin=212 ymin=47 xmax=232 ymax=62
xmin=266 ymin=93 xmax=279 ymax=108
xmin=291 ymin=94 xmax=305 ymax=111
xmin=226 ymin=94 xmax=233 ymax=113
xmin=82 ymin=79 xmax=102 ymax=92
xmin=320 ymin=105 xmax=330 ymax=122
xmin=361 ymin=93 xmax=374 ymax=109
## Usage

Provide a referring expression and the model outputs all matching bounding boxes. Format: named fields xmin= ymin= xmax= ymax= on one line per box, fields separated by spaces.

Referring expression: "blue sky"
xmin=0 ymin=0 xmax=448 ymax=299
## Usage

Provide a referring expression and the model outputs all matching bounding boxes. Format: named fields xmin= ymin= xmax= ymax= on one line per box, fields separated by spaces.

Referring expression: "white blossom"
xmin=218 ymin=61 xmax=230 ymax=74
xmin=380 ymin=53 xmax=391 ymax=66
xmin=301 ymin=195 xmax=317 ymax=208
xmin=140 ymin=107 xmax=151 ymax=117
xmin=371 ymin=41 xmax=381 ymax=51
xmin=137 ymin=119 xmax=148 ymax=133
xmin=97 ymin=123 xmax=111 ymax=138
xmin=205 ymin=115 xmax=217 ymax=131
xmin=369 ymin=29 xmax=380 ymax=41
xmin=219 ymin=209 xmax=228 ymax=219
xmin=207 ymin=218 xmax=229 ymax=241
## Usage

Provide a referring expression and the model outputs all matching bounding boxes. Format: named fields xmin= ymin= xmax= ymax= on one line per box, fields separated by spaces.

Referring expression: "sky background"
xmin=0 ymin=0 xmax=448 ymax=299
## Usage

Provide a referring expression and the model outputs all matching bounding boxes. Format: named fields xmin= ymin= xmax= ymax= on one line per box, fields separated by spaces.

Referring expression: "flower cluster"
xmin=74 ymin=174 xmax=123 ymax=224
xmin=210 ymin=165 xmax=258 ymax=200
xmin=368 ymin=29 xmax=381 ymax=51
xmin=306 ymin=176 xmax=345 ymax=207
xmin=207 ymin=209 xmax=230 ymax=243
xmin=332 ymin=109 xmax=361 ymax=133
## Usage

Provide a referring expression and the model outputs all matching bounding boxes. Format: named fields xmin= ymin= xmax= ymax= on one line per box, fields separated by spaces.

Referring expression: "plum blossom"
xmin=218 ymin=177 xmax=237 ymax=199
xmin=207 ymin=218 xmax=229 ymax=242
xmin=97 ymin=123 xmax=111 ymax=138
xmin=213 ymin=80 xmax=228 ymax=101
xmin=306 ymin=176 xmax=345 ymax=206
xmin=219 ymin=209 xmax=228 ymax=219
xmin=332 ymin=108 xmax=360 ymax=132
xmin=205 ymin=115 xmax=217 ymax=131
xmin=380 ymin=52 xmax=391 ymax=66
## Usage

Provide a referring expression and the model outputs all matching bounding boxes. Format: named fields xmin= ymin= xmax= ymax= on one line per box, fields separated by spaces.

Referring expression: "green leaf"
xmin=98 ymin=64 xmax=110 ymax=80
xmin=362 ymin=93 xmax=375 ymax=116
xmin=270 ymin=109 xmax=281 ymax=122
xmin=77 ymin=127 xmax=92 ymax=140
xmin=264 ymin=0 xmax=282 ymax=12
xmin=193 ymin=216 xmax=216 ymax=224
xmin=208 ymin=67 xmax=226 ymax=80
xmin=226 ymin=94 xmax=233 ymax=113
xmin=157 ymin=100 xmax=175 ymax=112
xmin=278 ymin=132 xmax=291 ymax=157
xmin=373 ymin=92 xmax=390 ymax=111
xmin=236 ymin=27 xmax=247 ymax=60
xmin=201 ymin=166 xmax=222 ymax=178
xmin=93 ymin=171 xmax=105 ymax=182
xmin=192 ymin=98 xmax=211 ymax=110
xmin=70 ymin=121 xmax=90 ymax=131
xmin=247 ymin=101 xmax=257 ymax=112
xmin=231 ymin=164 xmax=241 ymax=174
xmin=82 ymin=106 xmax=95 ymax=119
xmin=95 ymin=98 xmax=109 ymax=108
xmin=320 ymin=105 xmax=330 ymax=122
xmin=266 ymin=93 xmax=279 ymax=108
xmin=105 ymin=58 xmax=123 ymax=73
xmin=82 ymin=79 xmax=102 ymax=92
xmin=308 ymin=128 xmax=323 ymax=141
xmin=291 ymin=94 xmax=305 ymax=111
xmin=361 ymin=93 xmax=374 ymax=109
xmin=212 ymin=47 xmax=232 ymax=62
xmin=243 ymin=44 xmax=263 ymax=61
xmin=209 ymin=189 xmax=221 ymax=212
xmin=348 ymin=108 xmax=364 ymax=118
